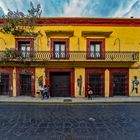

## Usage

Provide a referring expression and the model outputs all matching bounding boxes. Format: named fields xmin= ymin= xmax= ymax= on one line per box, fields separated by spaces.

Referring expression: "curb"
xmin=0 ymin=101 xmax=140 ymax=104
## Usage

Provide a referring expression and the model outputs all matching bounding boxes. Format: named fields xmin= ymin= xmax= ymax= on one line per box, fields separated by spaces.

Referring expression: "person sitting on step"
xmin=42 ymin=85 xmax=49 ymax=99
xmin=87 ymin=85 xmax=93 ymax=99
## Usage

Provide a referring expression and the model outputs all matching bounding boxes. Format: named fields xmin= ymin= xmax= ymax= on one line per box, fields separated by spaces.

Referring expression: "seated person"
xmin=42 ymin=85 xmax=49 ymax=99
xmin=87 ymin=85 xmax=93 ymax=98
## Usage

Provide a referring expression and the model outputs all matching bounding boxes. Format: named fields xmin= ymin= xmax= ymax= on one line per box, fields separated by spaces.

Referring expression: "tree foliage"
xmin=0 ymin=2 xmax=42 ymax=36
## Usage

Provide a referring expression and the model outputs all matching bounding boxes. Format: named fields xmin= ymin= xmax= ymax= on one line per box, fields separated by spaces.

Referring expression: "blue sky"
xmin=0 ymin=0 xmax=140 ymax=18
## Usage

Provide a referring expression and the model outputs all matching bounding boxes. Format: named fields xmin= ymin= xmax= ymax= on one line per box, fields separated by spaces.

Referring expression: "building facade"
xmin=0 ymin=18 xmax=140 ymax=98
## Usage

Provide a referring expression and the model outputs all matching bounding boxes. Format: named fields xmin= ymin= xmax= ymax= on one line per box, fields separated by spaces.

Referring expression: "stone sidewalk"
xmin=1 ymin=95 xmax=140 ymax=104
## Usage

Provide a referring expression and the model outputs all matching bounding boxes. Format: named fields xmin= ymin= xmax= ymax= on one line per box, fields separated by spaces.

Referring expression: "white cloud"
xmin=62 ymin=0 xmax=90 ymax=17
xmin=113 ymin=0 xmax=140 ymax=17
xmin=1 ymin=0 xmax=140 ymax=18
xmin=0 ymin=0 xmax=8 ymax=14
xmin=0 ymin=0 xmax=41 ymax=15
xmin=0 ymin=0 xmax=25 ymax=14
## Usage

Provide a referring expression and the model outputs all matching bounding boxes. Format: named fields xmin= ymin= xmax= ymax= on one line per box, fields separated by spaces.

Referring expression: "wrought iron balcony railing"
xmin=0 ymin=51 xmax=139 ymax=62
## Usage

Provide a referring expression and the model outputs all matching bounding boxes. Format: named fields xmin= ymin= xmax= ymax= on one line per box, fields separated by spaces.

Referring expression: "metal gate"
xmin=20 ymin=74 xmax=32 ymax=96
xmin=88 ymin=73 xmax=104 ymax=96
xmin=0 ymin=74 xmax=9 ymax=95
xmin=112 ymin=73 xmax=127 ymax=96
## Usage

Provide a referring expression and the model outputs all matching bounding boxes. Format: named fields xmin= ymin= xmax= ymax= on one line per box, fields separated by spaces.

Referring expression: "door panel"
xmin=0 ymin=74 xmax=9 ymax=95
xmin=88 ymin=73 xmax=104 ymax=96
xmin=112 ymin=73 xmax=127 ymax=96
xmin=50 ymin=72 xmax=70 ymax=97
xmin=20 ymin=74 xmax=32 ymax=96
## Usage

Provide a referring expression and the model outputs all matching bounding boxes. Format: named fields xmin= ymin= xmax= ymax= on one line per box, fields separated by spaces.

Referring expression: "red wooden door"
xmin=50 ymin=72 xmax=70 ymax=97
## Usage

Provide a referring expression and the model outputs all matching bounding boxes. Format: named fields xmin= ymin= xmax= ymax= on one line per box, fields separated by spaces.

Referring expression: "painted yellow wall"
xmin=35 ymin=68 xmax=45 ymax=97
xmin=129 ymin=68 xmax=140 ymax=96
xmin=1 ymin=25 xmax=140 ymax=52
xmin=105 ymin=69 xmax=110 ymax=97
xmin=1 ymin=24 xmax=140 ymax=97
xmin=37 ymin=26 xmax=140 ymax=52
xmin=0 ymin=33 xmax=15 ymax=50
xmin=74 ymin=68 xmax=85 ymax=97
xmin=12 ymin=68 xmax=16 ymax=96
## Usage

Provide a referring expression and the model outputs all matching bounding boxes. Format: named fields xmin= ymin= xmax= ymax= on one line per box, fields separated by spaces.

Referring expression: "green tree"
xmin=0 ymin=2 xmax=42 ymax=36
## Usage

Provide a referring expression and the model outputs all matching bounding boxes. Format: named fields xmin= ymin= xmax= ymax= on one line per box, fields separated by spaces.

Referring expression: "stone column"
xmin=105 ymin=69 xmax=109 ymax=97
xmin=13 ymin=68 xmax=16 ymax=96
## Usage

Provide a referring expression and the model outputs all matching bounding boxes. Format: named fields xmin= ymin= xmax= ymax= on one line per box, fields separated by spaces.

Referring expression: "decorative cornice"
xmin=45 ymin=30 xmax=74 ymax=37
xmin=36 ymin=18 xmax=140 ymax=26
xmin=1 ymin=18 xmax=140 ymax=26
xmin=82 ymin=31 xmax=113 ymax=37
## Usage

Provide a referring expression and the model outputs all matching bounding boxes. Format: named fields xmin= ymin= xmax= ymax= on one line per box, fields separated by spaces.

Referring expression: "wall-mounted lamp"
xmin=114 ymin=38 xmax=120 ymax=52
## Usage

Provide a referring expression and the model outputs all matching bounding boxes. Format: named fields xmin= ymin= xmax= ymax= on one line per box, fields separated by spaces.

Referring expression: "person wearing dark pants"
xmin=42 ymin=85 xmax=49 ymax=99
xmin=132 ymin=76 xmax=139 ymax=94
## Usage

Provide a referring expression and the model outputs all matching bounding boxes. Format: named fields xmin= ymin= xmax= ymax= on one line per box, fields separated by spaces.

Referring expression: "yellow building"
xmin=0 ymin=17 xmax=140 ymax=98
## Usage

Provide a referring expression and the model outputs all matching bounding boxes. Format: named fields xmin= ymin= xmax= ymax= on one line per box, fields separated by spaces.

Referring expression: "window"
xmin=19 ymin=42 xmax=31 ymax=58
xmin=51 ymin=38 xmax=69 ymax=59
xmin=87 ymin=38 xmax=105 ymax=59
xmin=15 ymin=38 xmax=34 ymax=58
xmin=90 ymin=43 xmax=101 ymax=58
xmin=54 ymin=42 xmax=66 ymax=58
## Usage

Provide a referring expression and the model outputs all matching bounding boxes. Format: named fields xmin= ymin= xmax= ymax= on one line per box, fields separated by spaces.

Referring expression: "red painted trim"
xmin=16 ymin=67 xmax=35 ymax=97
xmin=1 ymin=18 xmax=140 ymax=26
xmin=50 ymin=38 xmax=69 ymax=59
xmin=87 ymin=38 xmax=105 ymax=59
xmin=85 ymin=68 xmax=105 ymax=97
xmin=109 ymin=68 xmax=129 ymax=97
xmin=45 ymin=68 xmax=74 ymax=97
xmin=36 ymin=18 xmax=140 ymax=26
xmin=0 ymin=67 xmax=13 ymax=96
xmin=15 ymin=38 xmax=34 ymax=50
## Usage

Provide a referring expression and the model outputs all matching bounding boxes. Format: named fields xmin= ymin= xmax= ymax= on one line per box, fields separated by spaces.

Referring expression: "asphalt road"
xmin=0 ymin=103 xmax=140 ymax=140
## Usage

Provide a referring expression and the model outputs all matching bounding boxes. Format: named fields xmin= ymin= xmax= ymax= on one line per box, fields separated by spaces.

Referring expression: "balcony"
xmin=0 ymin=51 xmax=139 ymax=62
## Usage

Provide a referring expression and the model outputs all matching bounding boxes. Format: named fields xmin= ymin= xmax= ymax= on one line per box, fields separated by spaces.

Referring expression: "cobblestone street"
xmin=0 ymin=103 xmax=140 ymax=140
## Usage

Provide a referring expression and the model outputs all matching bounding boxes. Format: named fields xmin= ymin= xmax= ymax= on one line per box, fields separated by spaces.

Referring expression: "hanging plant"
xmin=0 ymin=2 xmax=42 ymax=37
xmin=2 ymin=48 xmax=35 ymax=61
xmin=1 ymin=48 xmax=23 ymax=61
